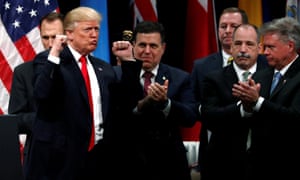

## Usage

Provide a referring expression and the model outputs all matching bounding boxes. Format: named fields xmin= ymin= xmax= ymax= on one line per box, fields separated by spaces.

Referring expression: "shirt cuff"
xmin=48 ymin=54 xmax=60 ymax=64
xmin=253 ymin=96 xmax=264 ymax=112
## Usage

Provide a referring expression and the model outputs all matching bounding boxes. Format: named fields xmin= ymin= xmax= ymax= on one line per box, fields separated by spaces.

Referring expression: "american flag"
xmin=0 ymin=0 xmax=59 ymax=114
xmin=131 ymin=0 xmax=158 ymax=28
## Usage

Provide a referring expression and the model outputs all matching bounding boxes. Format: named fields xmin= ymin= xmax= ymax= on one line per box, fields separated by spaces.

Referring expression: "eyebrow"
xmin=41 ymin=35 xmax=56 ymax=40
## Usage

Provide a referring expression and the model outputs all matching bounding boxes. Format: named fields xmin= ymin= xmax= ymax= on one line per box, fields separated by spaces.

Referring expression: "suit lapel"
xmin=271 ymin=57 xmax=300 ymax=97
xmin=224 ymin=65 xmax=238 ymax=90
xmin=155 ymin=64 xmax=169 ymax=85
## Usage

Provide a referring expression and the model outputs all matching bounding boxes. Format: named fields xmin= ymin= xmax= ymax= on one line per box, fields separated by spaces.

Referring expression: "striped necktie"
xmin=143 ymin=71 xmax=153 ymax=95
xmin=227 ymin=56 xmax=234 ymax=65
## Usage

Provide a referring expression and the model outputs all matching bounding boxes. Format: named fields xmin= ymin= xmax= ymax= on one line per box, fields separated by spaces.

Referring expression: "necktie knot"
xmin=80 ymin=56 xmax=87 ymax=64
xmin=143 ymin=71 xmax=153 ymax=78
xmin=227 ymin=56 xmax=234 ymax=65
xmin=143 ymin=71 xmax=153 ymax=95
xmin=242 ymin=71 xmax=251 ymax=82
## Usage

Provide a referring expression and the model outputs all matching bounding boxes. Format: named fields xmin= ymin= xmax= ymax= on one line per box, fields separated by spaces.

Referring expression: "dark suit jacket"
xmin=191 ymin=52 xmax=223 ymax=172
xmin=200 ymin=58 xmax=268 ymax=180
xmin=26 ymin=47 xmax=118 ymax=180
xmin=8 ymin=61 xmax=36 ymax=175
xmin=110 ymin=63 xmax=197 ymax=180
xmin=249 ymin=56 xmax=300 ymax=180
xmin=191 ymin=53 xmax=267 ymax=173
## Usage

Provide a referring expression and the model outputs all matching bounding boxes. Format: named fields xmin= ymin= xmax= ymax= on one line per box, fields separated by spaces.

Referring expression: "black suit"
xmin=110 ymin=62 xmax=197 ymax=180
xmin=249 ymin=56 xmax=300 ymax=180
xmin=191 ymin=52 xmax=223 ymax=173
xmin=25 ymin=47 xmax=121 ymax=180
xmin=8 ymin=61 xmax=36 ymax=175
xmin=200 ymin=58 xmax=268 ymax=180
xmin=191 ymin=53 xmax=267 ymax=174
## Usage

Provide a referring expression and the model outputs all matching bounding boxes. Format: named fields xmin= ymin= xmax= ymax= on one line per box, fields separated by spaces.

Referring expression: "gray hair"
xmin=260 ymin=17 xmax=300 ymax=50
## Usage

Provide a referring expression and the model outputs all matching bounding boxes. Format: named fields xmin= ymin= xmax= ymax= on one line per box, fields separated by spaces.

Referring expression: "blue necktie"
xmin=270 ymin=72 xmax=282 ymax=94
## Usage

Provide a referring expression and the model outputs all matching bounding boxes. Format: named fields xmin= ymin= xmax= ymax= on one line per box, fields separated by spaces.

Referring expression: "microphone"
xmin=122 ymin=30 xmax=133 ymax=42
xmin=115 ymin=30 xmax=133 ymax=65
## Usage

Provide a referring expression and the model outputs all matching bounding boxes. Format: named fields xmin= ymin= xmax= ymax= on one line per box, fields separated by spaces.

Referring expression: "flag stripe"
xmin=15 ymin=36 xmax=37 ymax=62
xmin=132 ymin=0 xmax=158 ymax=28
xmin=135 ymin=0 xmax=158 ymax=21
xmin=0 ymin=51 xmax=13 ymax=92
xmin=0 ymin=78 xmax=10 ymax=114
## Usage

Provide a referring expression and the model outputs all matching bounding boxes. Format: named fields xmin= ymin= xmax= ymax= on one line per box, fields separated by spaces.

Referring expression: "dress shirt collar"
xmin=222 ymin=49 xmax=232 ymax=67
xmin=233 ymin=62 xmax=257 ymax=82
xmin=68 ymin=45 xmax=89 ymax=64
xmin=275 ymin=54 xmax=299 ymax=76
xmin=140 ymin=64 xmax=159 ymax=79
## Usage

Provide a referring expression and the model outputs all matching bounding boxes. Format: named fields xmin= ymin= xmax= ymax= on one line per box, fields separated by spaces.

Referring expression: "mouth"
xmin=91 ymin=41 xmax=97 ymax=45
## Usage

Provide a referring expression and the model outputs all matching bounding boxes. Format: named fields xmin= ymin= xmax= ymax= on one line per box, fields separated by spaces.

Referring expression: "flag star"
xmin=12 ymin=20 xmax=21 ymax=28
xmin=16 ymin=5 xmax=24 ymax=14
xmin=29 ymin=9 xmax=38 ymax=17
xmin=4 ymin=1 xmax=10 ymax=10
xmin=44 ymin=0 xmax=50 ymax=6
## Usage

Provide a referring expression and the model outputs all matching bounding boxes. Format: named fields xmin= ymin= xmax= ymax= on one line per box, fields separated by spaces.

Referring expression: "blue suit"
xmin=110 ymin=62 xmax=197 ymax=180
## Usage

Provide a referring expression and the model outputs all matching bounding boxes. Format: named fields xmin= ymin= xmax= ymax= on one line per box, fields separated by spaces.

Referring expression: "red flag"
xmin=181 ymin=0 xmax=218 ymax=141
xmin=0 ymin=0 xmax=59 ymax=114
xmin=131 ymin=0 xmax=158 ymax=28
xmin=183 ymin=0 xmax=218 ymax=73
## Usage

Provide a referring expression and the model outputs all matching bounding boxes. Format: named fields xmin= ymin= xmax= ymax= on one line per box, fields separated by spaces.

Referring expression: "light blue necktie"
xmin=270 ymin=72 xmax=282 ymax=94
xmin=242 ymin=71 xmax=251 ymax=82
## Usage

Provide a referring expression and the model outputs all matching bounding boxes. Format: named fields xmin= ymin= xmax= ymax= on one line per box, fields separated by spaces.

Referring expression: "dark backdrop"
xmin=58 ymin=0 xmax=286 ymax=69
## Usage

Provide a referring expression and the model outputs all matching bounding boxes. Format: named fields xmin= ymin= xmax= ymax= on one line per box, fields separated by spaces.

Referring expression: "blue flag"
xmin=80 ymin=0 xmax=110 ymax=63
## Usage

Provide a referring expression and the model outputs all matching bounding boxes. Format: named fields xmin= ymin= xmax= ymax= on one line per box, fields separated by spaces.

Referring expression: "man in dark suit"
xmin=190 ymin=7 xmax=249 ymax=175
xmin=25 ymin=7 xmax=135 ymax=180
xmin=110 ymin=21 xmax=197 ymax=180
xmin=200 ymin=24 xmax=268 ymax=180
xmin=8 ymin=12 xmax=64 ymax=175
xmin=233 ymin=17 xmax=300 ymax=180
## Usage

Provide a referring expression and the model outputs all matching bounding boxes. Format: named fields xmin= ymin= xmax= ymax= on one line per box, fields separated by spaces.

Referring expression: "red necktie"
xmin=143 ymin=71 xmax=153 ymax=95
xmin=80 ymin=56 xmax=95 ymax=151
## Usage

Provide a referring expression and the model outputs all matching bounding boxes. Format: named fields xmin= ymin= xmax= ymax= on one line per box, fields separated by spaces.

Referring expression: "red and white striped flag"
xmin=0 ymin=0 xmax=59 ymax=114
xmin=131 ymin=0 xmax=158 ymax=28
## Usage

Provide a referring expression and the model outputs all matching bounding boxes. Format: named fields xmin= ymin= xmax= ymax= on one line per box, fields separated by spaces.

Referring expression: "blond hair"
xmin=64 ymin=6 xmax=102 ymax=31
